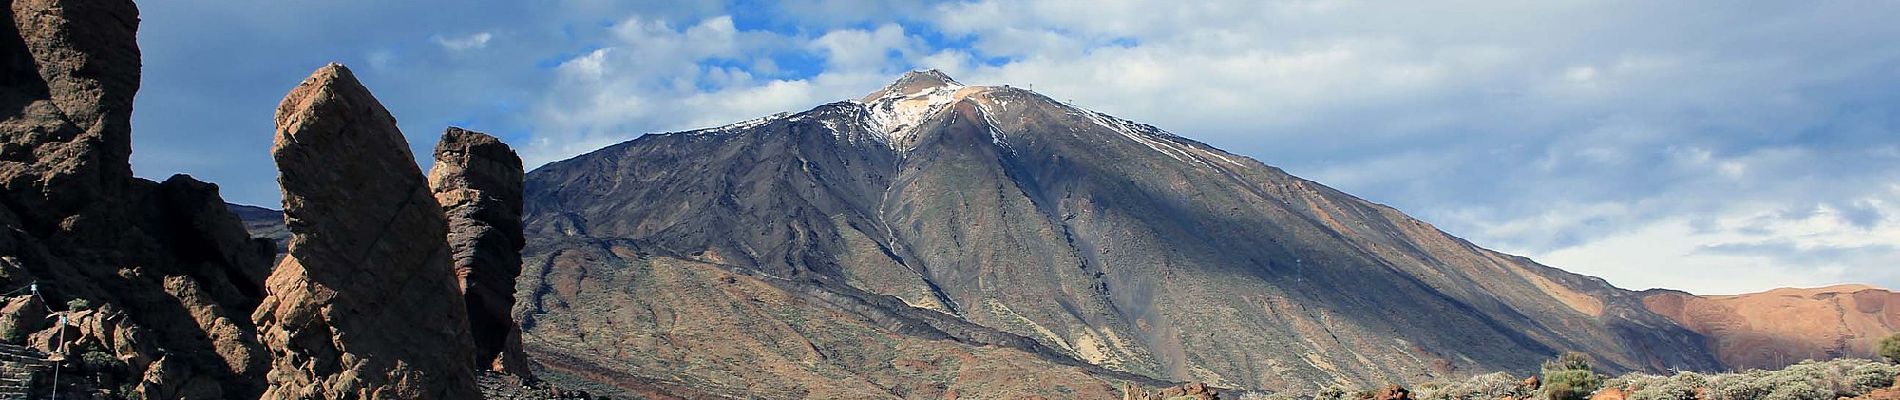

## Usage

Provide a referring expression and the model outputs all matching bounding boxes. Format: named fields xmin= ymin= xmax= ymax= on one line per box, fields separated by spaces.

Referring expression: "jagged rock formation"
xmin=428 ymin=127 xmax=532 ymax=377
xmin=252 ymin=63 xmax=479 ymax=399
xmin=521 ymin=70 xmax=1727 ymax=393
xmin=1642 ymin=285 xmax=1900 ymax=369
xmin=0 ymin=0 xmax=275 ymax=398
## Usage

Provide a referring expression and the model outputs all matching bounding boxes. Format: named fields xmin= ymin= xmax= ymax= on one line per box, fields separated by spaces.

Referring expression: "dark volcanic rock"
xmin=252 ymin=63 xmax=479 ymax=399
xmin=0 ymin=0 xmax=275 ymax=398
xmin=428 ymin=127 xmax=532 ymax=377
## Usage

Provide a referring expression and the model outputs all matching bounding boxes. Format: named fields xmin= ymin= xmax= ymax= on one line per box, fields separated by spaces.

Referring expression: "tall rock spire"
xmin=253 ymin=63 xmax=479 ymax=399
xmin=428 ymin=126 xmax=532 ymax=378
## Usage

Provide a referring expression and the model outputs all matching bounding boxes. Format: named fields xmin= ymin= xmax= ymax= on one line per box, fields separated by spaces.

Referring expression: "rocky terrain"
xmin=0 ymin=0 xmax=277 ymax=397
xmin=0 ymin=1 xmax=561 ymax=397
xmin=520 ymin=70 xmax=1725 ymax=393
xmin=1643 ymin=285 xmax=1900 ymax=370
xmin=3 ymin=0 xmax=1894 ymax=398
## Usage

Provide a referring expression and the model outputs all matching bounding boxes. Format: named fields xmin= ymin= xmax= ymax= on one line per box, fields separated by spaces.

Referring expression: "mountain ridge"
xmin=519 ymin=70 xmax=1727 ymax=392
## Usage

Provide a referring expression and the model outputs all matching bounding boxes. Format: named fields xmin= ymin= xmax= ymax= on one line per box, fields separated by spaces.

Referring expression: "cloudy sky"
xmin=131 ymin=0 xmax=1898 ymax=295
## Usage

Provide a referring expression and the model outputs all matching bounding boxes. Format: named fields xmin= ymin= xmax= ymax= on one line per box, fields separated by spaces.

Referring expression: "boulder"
xmin=251 ymin=63 xmax=479 ymax=399
xmin=428 ymin=127 xmax=531 ymax=377
xmin=1587 ymin=387 xmax=1625 ymax=400
xmin=1372 ymin=384 xmax=1413 ymax=400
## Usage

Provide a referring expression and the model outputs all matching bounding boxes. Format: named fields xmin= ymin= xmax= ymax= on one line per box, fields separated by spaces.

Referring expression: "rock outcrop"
xmin=1371 ymin=385 xmax=1414 ymax=400
xmin=0 ymin=0 xmax=275 ymax=398
xmin=252 ymin=63 xmax=479 ymax=399
xmin=428 ymin=127 xmax=531 ymax=377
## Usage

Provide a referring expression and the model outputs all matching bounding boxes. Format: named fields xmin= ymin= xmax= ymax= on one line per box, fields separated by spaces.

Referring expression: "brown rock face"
xmin=1371 ymin=384 xmax=1414 ymax=400
xmin=1642 ymin=284 xmax=1900 ymax=369
xmin=1587 ymin=387 xmax=1626 ymax=400
xmin=0 ymin=0 xmax=140 ymax=222
xmin=253 ymin=63 xmax=479 ymax=399
xmin=0 ymin=0 xmax=275 ymax=398
xmin=428 ymin=127 xmax=531 ymax=377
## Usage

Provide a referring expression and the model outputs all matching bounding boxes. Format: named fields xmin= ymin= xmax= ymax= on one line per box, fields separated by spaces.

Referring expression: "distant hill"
xmin=1644 ymin=284 xmax=1900 ymax=369
xmin=226 ymin=202 xmax=288 ymax=255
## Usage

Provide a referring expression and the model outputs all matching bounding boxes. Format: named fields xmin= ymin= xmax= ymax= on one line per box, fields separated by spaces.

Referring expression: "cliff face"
xmin=520 ymin=70 xmax=1723 ymax=392
xmin=0 ymin=0 xmax=276 ymax=398
xmin=251 ymin=63 xmax=479 ymax=399
xmin=428 ymin=127 xmax=533 ymax=377
xmin=1643 ymin=285 xmax=1900 ymax=369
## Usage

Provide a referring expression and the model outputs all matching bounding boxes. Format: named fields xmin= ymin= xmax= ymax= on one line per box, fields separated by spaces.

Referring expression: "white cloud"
xmin=1530 ymin=193 xmax=1900 ymax=294
xmin=433 ymin=32 xmax=493 ymax=51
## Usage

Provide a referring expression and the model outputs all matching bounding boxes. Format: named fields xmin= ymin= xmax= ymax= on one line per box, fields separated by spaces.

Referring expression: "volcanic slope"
xmin=520 ymin=70 xmax=1722 ymax=392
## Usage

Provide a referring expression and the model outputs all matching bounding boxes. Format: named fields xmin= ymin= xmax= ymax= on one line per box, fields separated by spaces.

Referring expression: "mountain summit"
xmin=519 ymin=72 xmax=1725 ymax=394
xmin=861 ymin=69 xmax=963 ymax=102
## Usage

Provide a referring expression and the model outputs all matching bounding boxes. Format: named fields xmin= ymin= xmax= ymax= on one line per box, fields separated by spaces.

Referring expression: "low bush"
xmin=1302 ymin=356 xmax=1896 ymax=400
xmin=1541 ymin=352 xmax=1602 ymax=400
xmin=1414 ymin=372 xmax=1523 ymax=400
xmin=1881 ymin=333 xmax=1900 ymax=363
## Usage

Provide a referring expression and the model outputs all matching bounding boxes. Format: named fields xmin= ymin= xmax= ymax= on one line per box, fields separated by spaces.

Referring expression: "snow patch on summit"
xmin=857 ymin=80 xmax=1002 ymax=150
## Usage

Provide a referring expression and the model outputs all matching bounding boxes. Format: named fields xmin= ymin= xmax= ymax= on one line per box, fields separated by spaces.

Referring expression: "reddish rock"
xmin=1851 ymin=380 xmax=1900 ymax=400
xmin=1642 ymin=285 xmax=1900 ymax=370
xmin=252 ymin=63 xmax=478 ymax=399
xmin=1588 ymin=387 xmax=1626 ymax=400
xmin=428 ymin=127 xmax=531 ymax=377
xmin=1372 ymin=384 xmax=1413 ymax=400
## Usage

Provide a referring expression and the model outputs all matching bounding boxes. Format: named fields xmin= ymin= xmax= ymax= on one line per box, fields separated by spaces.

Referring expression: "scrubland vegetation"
xmin=1236 ymin=343 xmax=1900 ymax=400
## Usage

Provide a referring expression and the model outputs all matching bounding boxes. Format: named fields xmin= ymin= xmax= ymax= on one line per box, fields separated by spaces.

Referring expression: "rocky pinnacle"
xmin=428 ymin=127 xmax=532 ymax=378
xmin=253 ymin=63 xmax=479 ymax=399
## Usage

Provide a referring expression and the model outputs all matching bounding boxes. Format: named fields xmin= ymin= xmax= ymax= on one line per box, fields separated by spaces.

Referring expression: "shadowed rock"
xmin=253 ymin=63 xmax=478 ymax=399
xmin=0 ymin=0 xmax=276 ymax=398
xmin=428 ymin=127 xmax=531 ymax=377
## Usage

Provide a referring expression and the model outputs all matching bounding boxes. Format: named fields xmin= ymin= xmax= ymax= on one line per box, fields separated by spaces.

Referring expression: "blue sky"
xmin=131 ymin=0 xmax=1900 ymax=295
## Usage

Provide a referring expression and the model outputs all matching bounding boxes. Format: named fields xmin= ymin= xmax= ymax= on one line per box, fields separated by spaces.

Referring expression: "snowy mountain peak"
xmin=856 ymin=71 xmax=993 ymax=147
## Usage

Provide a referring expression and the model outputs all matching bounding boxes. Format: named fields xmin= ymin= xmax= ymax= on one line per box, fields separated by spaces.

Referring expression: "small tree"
xmin=1881 ymin=333 xmax=1900 ymax=363
xmin=1542 ymin=352 xmax=1603 ymax=400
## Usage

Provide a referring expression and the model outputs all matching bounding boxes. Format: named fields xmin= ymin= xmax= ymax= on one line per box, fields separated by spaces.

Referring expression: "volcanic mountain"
xmin=518 ymin=70 xmax=1741 ymax=394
